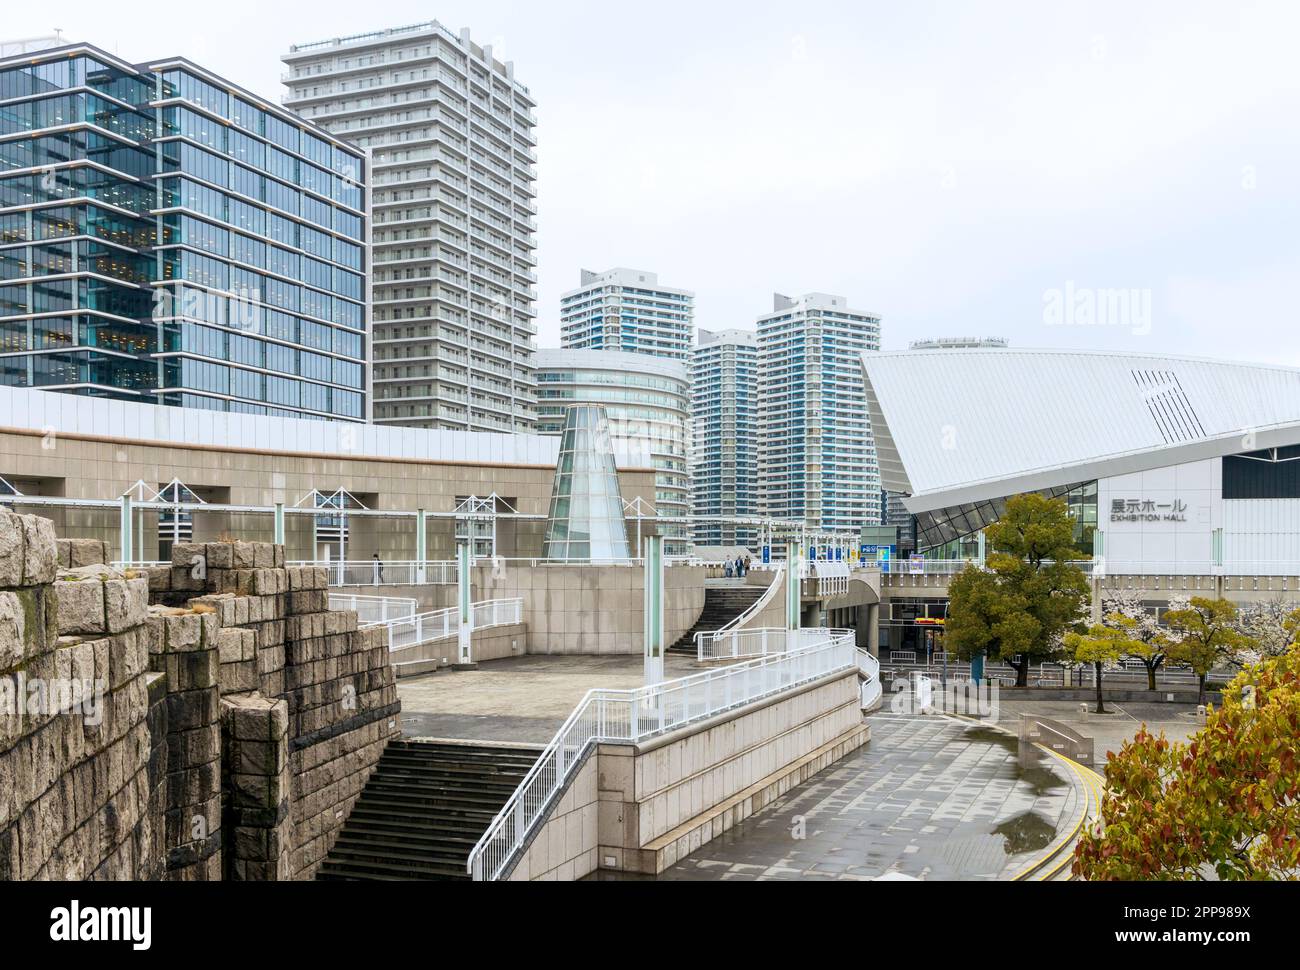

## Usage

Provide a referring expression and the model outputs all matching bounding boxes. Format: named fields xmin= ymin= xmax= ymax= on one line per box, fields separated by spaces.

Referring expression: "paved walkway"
xmin=397 ymin=653 xmax=700 ymax=743
xmin=988 ymin=698 xmax=1201 ymax=766
xmin=601 ymin=712 xmax=1085 ymax=881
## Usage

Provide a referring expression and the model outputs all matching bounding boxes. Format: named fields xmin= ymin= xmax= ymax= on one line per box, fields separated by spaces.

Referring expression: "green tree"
xmin=1065 ymin=618 xmax=1136 ymax=714
xmin=1074 ymin=643 xmax=1300 ymax=880
xmin=944 ymin=493 xmax=1091 ymax=686
xmin=1164 ymin=598 xmax=1256 ymax=706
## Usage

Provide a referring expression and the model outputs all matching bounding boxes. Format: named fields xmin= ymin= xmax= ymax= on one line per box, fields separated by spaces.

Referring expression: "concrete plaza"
xmin=397 ymin=653 xmax=701 ymax=743
xmin=594 ymin=712 xmax=1088 ymax=881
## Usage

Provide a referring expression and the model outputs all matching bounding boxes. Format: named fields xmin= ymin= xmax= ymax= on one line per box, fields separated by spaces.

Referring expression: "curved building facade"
xmin=536 ymin=348 xmax=691 ymax=555
xmin=862 ymin=347 xmax=1300 ymax=575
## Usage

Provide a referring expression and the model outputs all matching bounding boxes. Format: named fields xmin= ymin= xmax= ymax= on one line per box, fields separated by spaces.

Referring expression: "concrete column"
xmin=785 ymin=542 xmax=800 ymax=631
xmin=416 ymin=509 xmax=428 ymax=583
xmin=867 ymin=603 xmax=880 ymax=657
xmin=643 ymin=535 xmax=664 ymax=685
xmin=977 ymin=530 xmax=986 ymax=567
xmin=119 ymin=494 xmax=133 ymax=564
xmin=273 ymin=502 xmax=285 ymax=546
xmin=856 ymin=604 xmax=871 ymax=648
xmin=456 ymin=540 xmax=474 ymax=668
xmin=1090 ymin=575 xmax=1103 ymax=623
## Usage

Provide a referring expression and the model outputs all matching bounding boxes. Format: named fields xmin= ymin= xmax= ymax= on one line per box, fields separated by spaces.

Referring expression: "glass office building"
xmin=0 ymin=44 xmax=369 ymax=420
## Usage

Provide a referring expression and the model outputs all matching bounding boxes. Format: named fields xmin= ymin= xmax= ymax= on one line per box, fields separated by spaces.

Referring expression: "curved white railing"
xmin=699 ymin=624 xmax=846 ymax=664
xmin=858 ymin=648 xmax=882 ymax=711
xmin=696 ymin=566 xmax=785 ymax=660
xmin=467 ymin=629 xmax=858 ymax=881
xmin=376 ymin=598 xmax=523 ymax=651
xmin=329 ymin=593 xmax=418 ymax=626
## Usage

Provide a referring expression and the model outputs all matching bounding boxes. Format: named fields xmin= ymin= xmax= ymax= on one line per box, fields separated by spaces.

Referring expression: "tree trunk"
xmin=1198 ymin=672 xmax=1207 ymax=707
xmin=1146 ymin=661 xmax=1157 ymax=691
xmin=1015 ymin=659 xmax=1028 ymax=687
xmin=1094 ymin=662 xmax=1106 ymax=714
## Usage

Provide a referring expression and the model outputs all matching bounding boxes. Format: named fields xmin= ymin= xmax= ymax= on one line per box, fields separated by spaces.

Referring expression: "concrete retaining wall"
xmin=472 ymin=564 xmax=705 ymax=655
xmin=504 ymin=668 xmax=867 ymax=880
xmin=506 ymin=753 xmax=599 ymax=881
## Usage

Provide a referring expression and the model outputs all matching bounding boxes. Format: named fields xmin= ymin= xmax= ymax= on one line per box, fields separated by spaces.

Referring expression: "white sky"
xmin=11 ymin=0 xmax=1300 ymax=362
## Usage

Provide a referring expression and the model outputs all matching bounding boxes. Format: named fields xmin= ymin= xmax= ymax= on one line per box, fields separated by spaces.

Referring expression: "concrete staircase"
xmin=316 ymin=740 xmax=539 ymax=881
xmin=668 ymin=582 xmax=766 ymax=655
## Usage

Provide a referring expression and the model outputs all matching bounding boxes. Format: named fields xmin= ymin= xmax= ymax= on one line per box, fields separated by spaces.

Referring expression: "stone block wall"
xmin=221 ymin=694 xmax=291 ymax=880
xmin=143 ymin=609 xmax=222 ymax=880
xmin=152 ymin=541 xmax=401 ymax=881
xmin=0 ymin=517 xmax=167 ymax=880
xmin=0 ymin=514 xmax=400 ymax=882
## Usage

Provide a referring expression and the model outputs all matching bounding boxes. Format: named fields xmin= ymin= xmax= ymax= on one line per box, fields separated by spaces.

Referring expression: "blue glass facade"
xmin=0 ymin=45 xmax=368 ymax=420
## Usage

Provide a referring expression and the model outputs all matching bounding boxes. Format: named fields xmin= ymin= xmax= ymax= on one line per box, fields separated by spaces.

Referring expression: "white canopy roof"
xmin=861 ymin=348 xmax=1300 ymax=513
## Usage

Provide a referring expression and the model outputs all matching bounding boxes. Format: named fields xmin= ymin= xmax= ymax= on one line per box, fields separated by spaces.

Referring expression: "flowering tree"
xmin=1074 ymin=643 xmax=1300 ymax=880
xmin=1235 ymin=596 xmax=1300 ymax=662
xmin=1094 ymin=589 xmax=1180 ymax=690
xmin=1164 ymin=598 xmax=1258 ymax=707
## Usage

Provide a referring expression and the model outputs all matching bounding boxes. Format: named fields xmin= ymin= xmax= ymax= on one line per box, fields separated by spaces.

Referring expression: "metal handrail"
xmin=858 ymin=648 xmax=882 ymax=710
xmin=377 ymin=597 xmax=523 ymax=651
xmin=329 ymin=593 xmax=418 ymax=626
xmin=467 ymin=629 xmax=858 ymax=881
xmin=696 ymin=565 xmax=785 ymax=659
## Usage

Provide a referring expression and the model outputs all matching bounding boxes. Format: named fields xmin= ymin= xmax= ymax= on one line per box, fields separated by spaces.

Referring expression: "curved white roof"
xmin=861 ymin=348 xmax=1300 ymax=513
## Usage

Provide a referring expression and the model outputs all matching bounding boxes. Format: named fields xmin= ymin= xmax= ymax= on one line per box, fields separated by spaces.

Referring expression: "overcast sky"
xmin=12 ymin=0 xmax=1300 ymax=361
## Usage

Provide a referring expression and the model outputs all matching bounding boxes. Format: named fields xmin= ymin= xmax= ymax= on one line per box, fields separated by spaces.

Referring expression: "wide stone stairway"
xmin=316 ymin=740 xmax=539 ymax=881
xmin=668 ymin=581 xmax=767 ymax=654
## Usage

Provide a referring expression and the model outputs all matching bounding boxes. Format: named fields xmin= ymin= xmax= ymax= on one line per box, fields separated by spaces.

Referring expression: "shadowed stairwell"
xmin=668 ymin=582 xmax=766 ymax=654
xmin=316 ymin=741 xmax=540 ymax=881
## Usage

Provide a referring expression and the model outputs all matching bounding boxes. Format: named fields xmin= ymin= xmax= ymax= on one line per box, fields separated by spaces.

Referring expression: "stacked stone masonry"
xmin=0 ymin=512 xmax=399 ymax=881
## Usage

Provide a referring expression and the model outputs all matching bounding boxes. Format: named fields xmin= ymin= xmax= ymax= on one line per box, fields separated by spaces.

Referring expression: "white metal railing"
xmin=886 ymin=559 xmax=1098 ymax=577
xmin=471 ymin=598 xmax=524 ymax=630
xmin=328 ymin=593 xmax=418 ymax=626
xmin=877 ymin=655 xmax=1232 ymax=689
xmin=291 ymin=560 xmax=458 ymax=587
xmin=812 ymin=560 xmax=850 ymax=597
xmin=698 ymin=625 xmax=843 ymax=662
xmin=858 ymin=648 xmax=882 ymax=710
xmin=468 ymin=629 xmax=858 ymax=881
xmin=695 ymin=566 xmax=785 ymax=659
xmin=378 ymin=597 xmax=523 ymax=651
